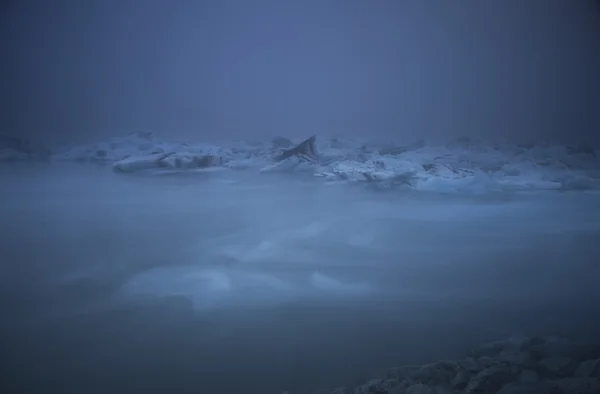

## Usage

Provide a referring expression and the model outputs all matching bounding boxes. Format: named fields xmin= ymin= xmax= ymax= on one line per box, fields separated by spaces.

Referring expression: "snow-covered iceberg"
xmin=52 ymin=131 xmax=231 ymax=173
xmin=314 ymin=137 xmax=600 ymax=193
xmin=53 ymin=130 xmax=228 ymax=163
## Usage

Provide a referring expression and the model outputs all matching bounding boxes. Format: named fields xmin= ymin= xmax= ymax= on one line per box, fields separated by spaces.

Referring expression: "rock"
xmin=575 ymin=359 xmax=600 ymax=378
xmin=470 ymin=336 xmax=533 ymax=358
xmin=357 ymin=378 xmax=407 ymax=394
xmin=518 ymin=369 xmax=538 ymax=383
xmin=457 ymin=357 xmax=482 ymax=373
xmin=431 ymin=387 xmax=453 ymax=394
xmin=315 ymin=337 xmax=600 ymax=394
xmin=412 ymin=361 xmax=461 ymax=387
xmin=274 ymin=135 xmax=319 ymax=163
xmin=573 ymin=345 xmax=600 ymax=363
xmin=469 ymin=338 xmax=534 ymax=368
xmin=330 ymin=387 xmax=351 ymax=394
xmin=451 ymin=369 xmax=473 ymax=391
xmin=496 ymin=381 xmax=557 ymax=394
xmin=498 ymin=351 xmax=534 ymax=367
xmin=552 ymin=377 xmax=600 ymax=394
xmin=521 ymin=336 xmax=587 ymax=362
xmin=537 ymin=356 xmax=577 ymax=378
xmin=405 ymin=383 xmax=434 ymax=394
xmin=352 ymin=378 xmax=404 ymax=394
xmin=476 ymin=356 xmax=498 ymax=369
xmin=386 ymin=366 xmax=421 ymax=381
xmin=464 ymin=364 xmax=519 ymax=394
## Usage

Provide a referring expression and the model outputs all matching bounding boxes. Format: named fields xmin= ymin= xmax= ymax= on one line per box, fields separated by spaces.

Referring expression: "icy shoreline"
xmin=2 ymin=131 xmax=599 ymax=193
xmin=312 ymin=335 xmax=600 ymax=394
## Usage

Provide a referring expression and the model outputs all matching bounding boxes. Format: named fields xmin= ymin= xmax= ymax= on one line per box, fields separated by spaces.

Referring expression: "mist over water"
xmin=2 ymin=165 xmax=600 ymax=393
xmin=2 ymin=1 xmax=600 ymax=393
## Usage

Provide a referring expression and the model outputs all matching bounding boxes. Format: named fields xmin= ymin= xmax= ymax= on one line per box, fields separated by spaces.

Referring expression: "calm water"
xmin=2 ymin=163 xmax=600 ymax=394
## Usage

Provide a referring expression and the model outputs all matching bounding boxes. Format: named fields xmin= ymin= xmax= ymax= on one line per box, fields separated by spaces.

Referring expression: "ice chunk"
xmin=112 ymin=152 xmax=169 ymax=173
xmin=55 ymin=130 xmax=198 ymax=163
xmin=113 ymin=151 xmax=224 ymax=173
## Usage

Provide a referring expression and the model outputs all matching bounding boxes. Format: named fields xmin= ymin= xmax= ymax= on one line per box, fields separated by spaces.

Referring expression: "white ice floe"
xmin=120 ymin=265 xmax=374 ymax=310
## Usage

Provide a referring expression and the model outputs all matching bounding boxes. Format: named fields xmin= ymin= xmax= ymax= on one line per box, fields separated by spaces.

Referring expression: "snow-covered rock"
xmin=575 ymin=359 xmax=600 ymax=379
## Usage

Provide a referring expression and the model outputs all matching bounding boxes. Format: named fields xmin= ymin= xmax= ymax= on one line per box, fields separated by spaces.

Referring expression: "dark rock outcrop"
xmin=313 ymin=336 xmax=600 ymax=394
xmin=274 ymin=135 xmax=319 ymax=163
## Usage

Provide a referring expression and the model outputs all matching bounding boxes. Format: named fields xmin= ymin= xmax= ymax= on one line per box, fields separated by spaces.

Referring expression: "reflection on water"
xmin=2 ymin=164 xmax=600 ymax=394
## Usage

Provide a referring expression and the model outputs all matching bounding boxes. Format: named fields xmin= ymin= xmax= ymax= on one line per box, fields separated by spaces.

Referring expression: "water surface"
xmin=2 ymin=164 xmax=599 ymax=394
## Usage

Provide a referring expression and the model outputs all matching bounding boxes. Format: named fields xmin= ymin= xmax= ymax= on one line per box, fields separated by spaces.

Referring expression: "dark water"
xmin=2 ymin=164 xmax=600 ymax=394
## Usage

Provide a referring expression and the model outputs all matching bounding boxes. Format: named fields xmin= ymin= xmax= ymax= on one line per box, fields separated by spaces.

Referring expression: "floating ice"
xmin=120 ymin=264 xmax=376 ymax=311
xmin=8 ymin=130 xmax=600 ymax=193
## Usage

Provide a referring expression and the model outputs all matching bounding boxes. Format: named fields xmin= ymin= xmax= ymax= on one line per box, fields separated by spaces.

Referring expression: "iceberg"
xmin=18 ymin=129 xmax=600 ymax=193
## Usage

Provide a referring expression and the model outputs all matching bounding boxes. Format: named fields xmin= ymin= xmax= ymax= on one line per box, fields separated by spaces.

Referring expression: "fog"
xmin=2 ymin=2 xmax=600 ymax=393
xmin=2 ymin=165 xmax=600 ymax=393
xmin=2 ymin=0 xmax=599 ymax=145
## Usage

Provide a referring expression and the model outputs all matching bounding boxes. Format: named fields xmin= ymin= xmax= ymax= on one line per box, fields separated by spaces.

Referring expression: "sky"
xmin=2 ymin=0 xmax=599 ymax=145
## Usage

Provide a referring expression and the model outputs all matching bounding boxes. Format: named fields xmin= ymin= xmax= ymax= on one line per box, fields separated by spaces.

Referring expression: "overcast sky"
xmin=2 ymin=0 xmax=599 ymax=144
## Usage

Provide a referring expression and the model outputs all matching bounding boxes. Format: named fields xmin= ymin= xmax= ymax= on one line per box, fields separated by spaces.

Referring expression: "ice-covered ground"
xmin=5 ymin=130 xmax=599 ymax=193
xmin=2 ymin=161 xmax=600 ymax=393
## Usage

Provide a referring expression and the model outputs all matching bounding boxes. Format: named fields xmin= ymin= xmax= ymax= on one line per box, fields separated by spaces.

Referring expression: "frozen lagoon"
xmin=2 ymin=162 xmax=600 ymax=394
